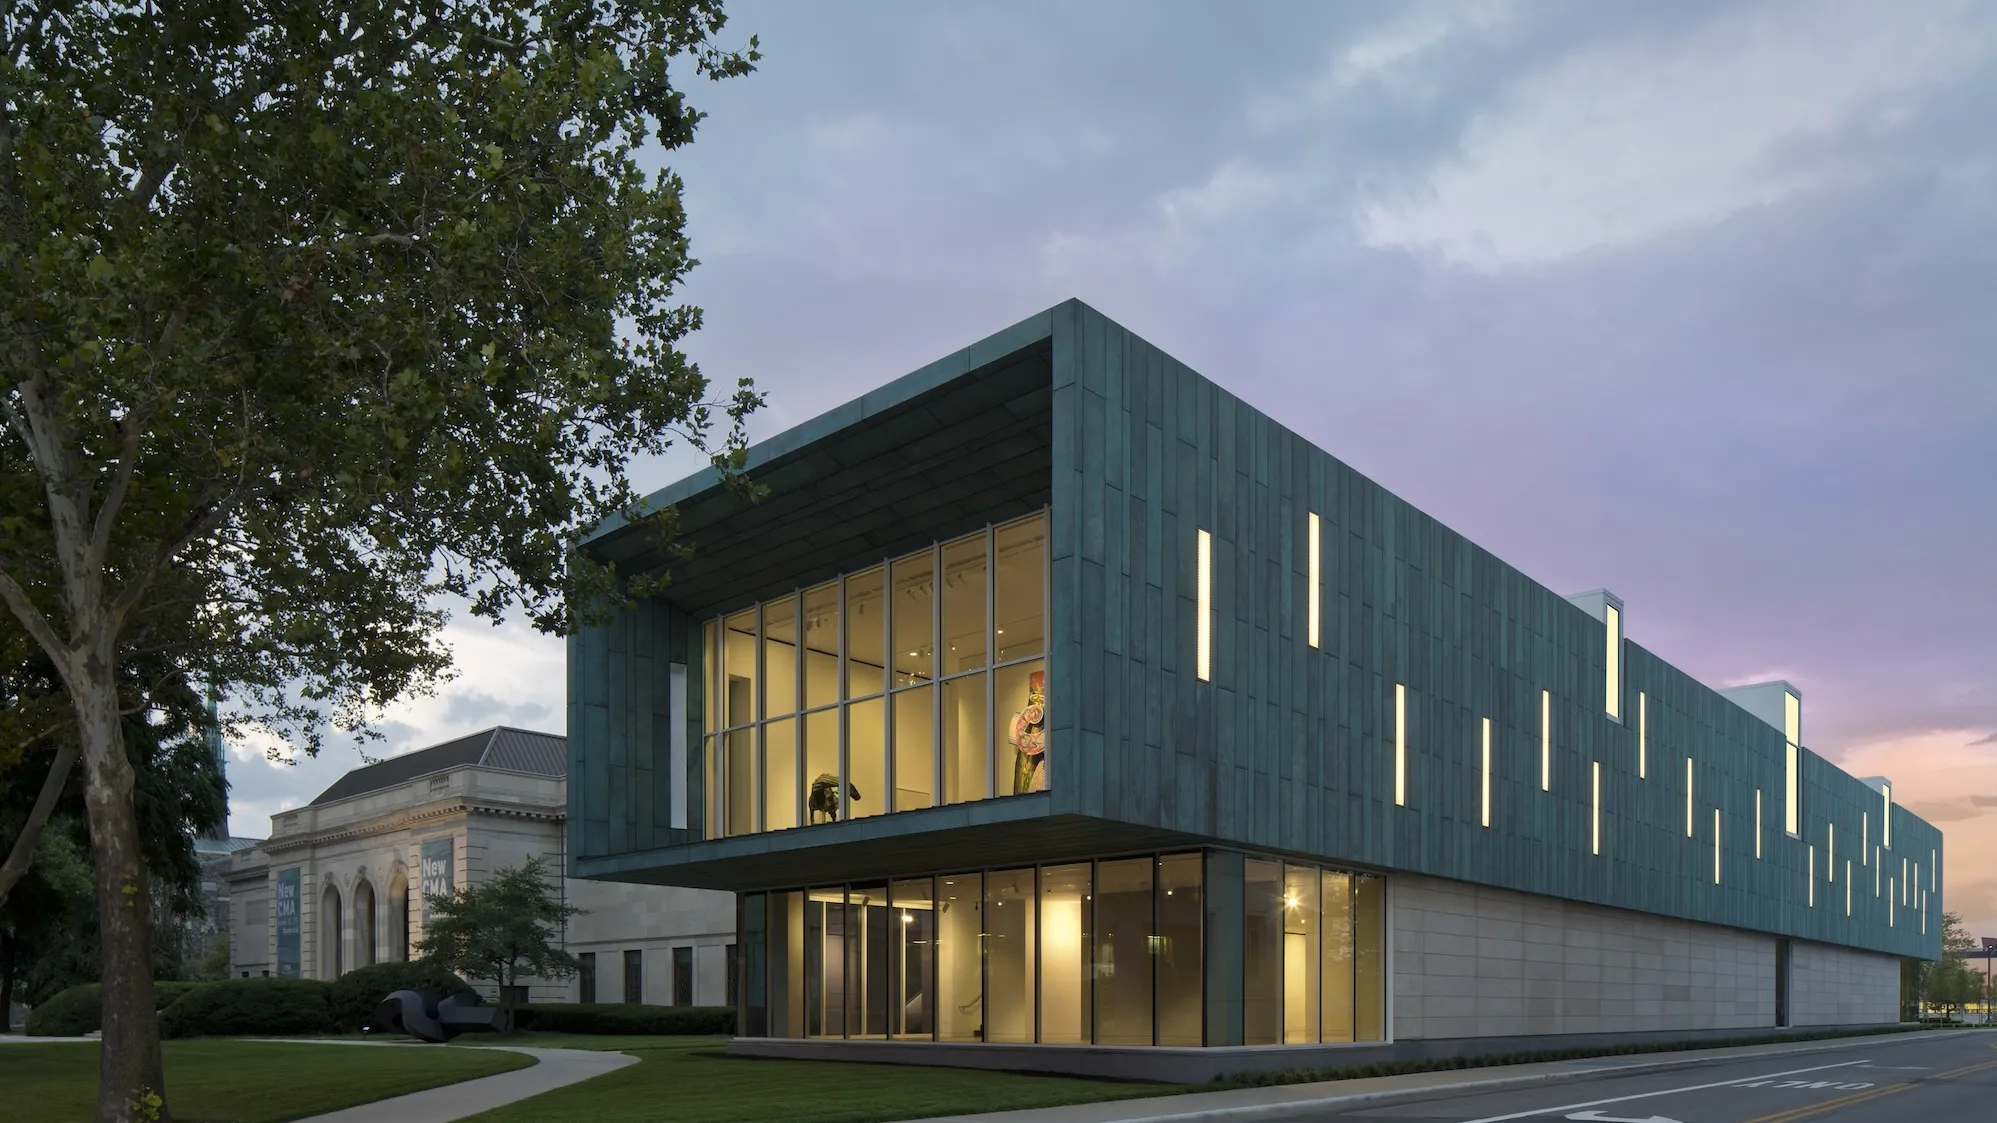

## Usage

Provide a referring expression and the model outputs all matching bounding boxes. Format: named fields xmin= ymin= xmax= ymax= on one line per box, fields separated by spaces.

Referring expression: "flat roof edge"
xmin=581 ymin=302 xmax=1067 ymax=547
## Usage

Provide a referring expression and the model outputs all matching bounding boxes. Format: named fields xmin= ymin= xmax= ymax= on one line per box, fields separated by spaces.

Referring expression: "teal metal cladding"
xmin=569 ymin=298 xmax=1942 ymax=963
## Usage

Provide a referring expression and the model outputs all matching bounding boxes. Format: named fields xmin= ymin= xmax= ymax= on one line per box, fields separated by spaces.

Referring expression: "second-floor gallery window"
xmin=706 ymin=510 xmax=1049 ymax=839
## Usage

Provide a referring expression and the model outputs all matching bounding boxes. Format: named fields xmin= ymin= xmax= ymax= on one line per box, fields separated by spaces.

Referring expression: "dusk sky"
xmin=227 ymin=2 xmax=1997 ymax=938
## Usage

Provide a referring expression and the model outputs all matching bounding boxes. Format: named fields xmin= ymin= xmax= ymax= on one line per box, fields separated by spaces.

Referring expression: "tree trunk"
xmin=76 ymin=670 xmax=168 ymax=1123
xmin=0 ymin=739 xmax=79 ymax=911
xmin=2 ymin=928 xmax=17 ymax=1032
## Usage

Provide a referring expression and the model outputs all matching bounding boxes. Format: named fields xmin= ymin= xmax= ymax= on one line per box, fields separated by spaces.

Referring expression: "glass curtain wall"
xmin=704 ymin=512 xmax=1048 ymax=840
xmin=745 ymin=851 xmax=1386 ymax=1048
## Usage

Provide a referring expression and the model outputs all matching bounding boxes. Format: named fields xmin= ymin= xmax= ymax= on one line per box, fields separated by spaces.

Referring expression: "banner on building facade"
xmin=275 ymin=867 xmax=300 ymax=977
xmin=420 ymin=836 xmax=455 ymax=900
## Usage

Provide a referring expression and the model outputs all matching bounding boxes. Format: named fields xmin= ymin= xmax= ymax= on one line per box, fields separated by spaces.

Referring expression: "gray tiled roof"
xmin=308 ymin=727 xmax=565 ymax=806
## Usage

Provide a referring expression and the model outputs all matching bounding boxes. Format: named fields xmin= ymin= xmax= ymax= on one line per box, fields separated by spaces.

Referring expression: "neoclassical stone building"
xmin=226 ymin=727 xmax=736 ymax=1005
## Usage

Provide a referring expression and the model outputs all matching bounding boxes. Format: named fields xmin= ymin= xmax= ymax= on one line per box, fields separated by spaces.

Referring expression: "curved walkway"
xmin=286 ymin=1042 xmax=636 ymax=1123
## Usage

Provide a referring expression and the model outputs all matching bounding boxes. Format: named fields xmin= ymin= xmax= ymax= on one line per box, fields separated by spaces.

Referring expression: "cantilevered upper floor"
xmin=568 ymin=299 xmax=1942 ymax=962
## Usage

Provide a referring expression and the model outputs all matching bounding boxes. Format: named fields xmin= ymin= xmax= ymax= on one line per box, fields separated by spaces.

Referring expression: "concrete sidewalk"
xmin=283 ymin=1042 xmax=636 ymax=1123
xmin=907 ymin=1029 xmax=1953 ymax=1123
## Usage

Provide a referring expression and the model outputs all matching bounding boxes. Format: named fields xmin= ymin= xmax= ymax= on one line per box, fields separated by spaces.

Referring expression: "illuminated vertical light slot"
xmin=1306 ymin=513 xmax=1320 ymax=649
xmin=1902 ymin=858 xmax=1908 ymax=903
xmin=1888 ymin=878 xmax=1895 ymax=926
xmin=1591 ymin=761 xmax=1601 ymax=855
xmin=1394 ymin=683 xmax=1406 ymax=807
xmin=1196 ymin=529 xmax=1211 ymax=682
xmin=1684 ymin=757 xmax=1694 ymax=837
xmin=1604 ymin=603 xmax=1621 ymax=720
xmin=1480 ymin=718 xmax=1491 ymax=828
xmin=1875 ymin=848 xmax=1881 ymax=896
xmin=1827 ymin=823 xmax=1835 ymax=882
xmin=1862 ymin=813 xmax=1868 ymax=858
xmin=1845 ymin=862 xmax=1852 ymax=916
xmin=1784 ymin=690 xmax=1800 ymax=837
xmin=1754 ymin=791 xmax=1763 ymax=859
xmin=1931 ymin=849 xmax=1936 ymax=890
xmin=1809 ymin=846 xmax=1816 ymax=907
xmin=1882 ymin=782 xmax=1892 ymax=848
xmin=1637 ymin=692 xmax=1647 ymax=779
xmin=1540 ymin=690 xmax=1551 ymax=791
xmin=1713 ymin=809 xmax=1721 ymax=884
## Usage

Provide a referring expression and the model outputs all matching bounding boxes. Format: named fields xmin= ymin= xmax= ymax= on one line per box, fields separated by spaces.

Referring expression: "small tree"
xmin=415 ymin=856 xmax=582 ymax=1019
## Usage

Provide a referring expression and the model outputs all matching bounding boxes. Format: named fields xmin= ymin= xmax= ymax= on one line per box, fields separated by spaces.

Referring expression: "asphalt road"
xmin=1297 ymin=1031 xmax=1997 ymax=1123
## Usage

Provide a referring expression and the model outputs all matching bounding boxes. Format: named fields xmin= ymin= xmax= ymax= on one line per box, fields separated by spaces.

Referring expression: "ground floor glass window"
xmin=745 ymin=848 xmax=1386 ymax=1047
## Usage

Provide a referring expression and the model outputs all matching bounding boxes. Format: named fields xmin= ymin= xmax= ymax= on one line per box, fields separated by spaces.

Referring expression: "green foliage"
xmin=158 ymin=978 xmax=334 ymax=1038
xmin=327 ymin=959 xmax=473 ymax=1031
xmin=416 ymin=856 xmax=584 ymax=1009
xmin=1 ymin=0 xmax=764 ymax=770
xmin=23 ymin=980 xmax=210 ymax=1035
xmin=513 ymin=1003 xmax=735 ymax=1035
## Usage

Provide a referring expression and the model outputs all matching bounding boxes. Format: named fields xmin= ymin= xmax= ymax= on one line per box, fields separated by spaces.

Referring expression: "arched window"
xmin=353 ymin=880 xmax=378 ymax=968
xmin=320 ymin=884 xmax=343 ymax=978
xmin=387 ymin=868 xmax=411 ymax=962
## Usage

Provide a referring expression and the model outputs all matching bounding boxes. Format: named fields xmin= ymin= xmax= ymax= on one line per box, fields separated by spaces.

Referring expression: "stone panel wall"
xmin=1393 ymin=873 xmax=1773 ymax=1039
xmin=1790 ymin=940 xmax=1900 ymax=1026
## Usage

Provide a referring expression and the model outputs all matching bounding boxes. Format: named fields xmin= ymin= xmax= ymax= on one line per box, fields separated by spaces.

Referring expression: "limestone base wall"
xmin=1391 ymin=874 xmax=1901 ymax=1039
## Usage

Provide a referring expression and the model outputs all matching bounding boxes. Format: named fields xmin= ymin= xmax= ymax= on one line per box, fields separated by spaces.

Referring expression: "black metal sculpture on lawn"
xmin=372 ymin=987 xmax=511 ymax=1043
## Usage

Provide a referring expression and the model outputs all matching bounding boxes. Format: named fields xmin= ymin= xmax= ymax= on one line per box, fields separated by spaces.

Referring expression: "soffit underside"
xmin=592 ymin=342 xmax=1054 ymax=617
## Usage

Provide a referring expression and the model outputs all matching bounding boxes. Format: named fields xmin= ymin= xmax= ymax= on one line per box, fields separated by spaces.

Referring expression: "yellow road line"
xmin=1743 ymin=1052 xmax=1997 ymax=1122
xmin=1739 ymin=1082 xmax=1912 ymax=1123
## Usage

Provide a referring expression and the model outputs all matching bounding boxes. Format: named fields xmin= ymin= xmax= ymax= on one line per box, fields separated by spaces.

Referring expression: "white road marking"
xmin=1564 ymin=1111 xmax=1686 ymax=1122
xmin=1453 ymin=1059 xmax=1870 ymax=1123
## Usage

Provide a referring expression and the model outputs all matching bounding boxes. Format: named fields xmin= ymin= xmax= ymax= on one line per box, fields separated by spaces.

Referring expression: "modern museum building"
xmin=567 ymin=300 xmax=1943 ymax=1077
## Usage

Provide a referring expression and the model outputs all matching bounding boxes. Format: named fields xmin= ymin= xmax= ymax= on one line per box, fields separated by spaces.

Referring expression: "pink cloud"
xmin=1827 ymin=729 xmax=1997 ymax=944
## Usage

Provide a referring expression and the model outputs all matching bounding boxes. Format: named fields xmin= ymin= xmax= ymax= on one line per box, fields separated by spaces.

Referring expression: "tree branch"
xmin=0 ymin=739 xmax=78 ymax=910
xmin=89 ymin=416 xmax=145 ymax=573
xmin=0 ymin=564 xmax=69 ymax=676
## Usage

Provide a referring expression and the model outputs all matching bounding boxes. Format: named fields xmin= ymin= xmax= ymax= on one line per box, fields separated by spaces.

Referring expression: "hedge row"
xmin=29 ymin=978 xmax=735 ymax=1038
xmin=513 ymin=1003 xmax=735 ymax=1035
xmin=23 ymin=981 xmax=211 ymax=1037
xmin=159 ymin=979 xmax=334 ymax=1038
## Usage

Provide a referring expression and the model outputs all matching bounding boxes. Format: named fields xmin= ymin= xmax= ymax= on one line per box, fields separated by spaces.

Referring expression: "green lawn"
xmin=0 ymin=1040 xmax=534 ymax=1123
xmin=459 ymin=1037 xmax=1184 ymax=1123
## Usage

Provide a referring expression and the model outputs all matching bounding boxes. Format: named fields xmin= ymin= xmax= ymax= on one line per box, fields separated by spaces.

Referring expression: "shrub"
xmin=24 ymin=981 xmax=213 ymax=1036
xmin=513 ymin=1003 xmax=735 ymax=1035
xmin=159 ymin=978 xmax=334 ymax=1038
xmin=327 ymin=961 xmax=474 ymax=1032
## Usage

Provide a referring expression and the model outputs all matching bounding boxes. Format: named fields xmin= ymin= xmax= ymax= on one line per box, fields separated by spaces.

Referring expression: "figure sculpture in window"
xmin=1009 ymin=671 xmax=1048 ymax=794
xmin=808 ymin=773 xmax=860 ymax=822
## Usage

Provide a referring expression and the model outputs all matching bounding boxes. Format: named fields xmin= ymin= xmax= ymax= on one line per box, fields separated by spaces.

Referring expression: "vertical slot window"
xmin=1540 ymin=690 xmax=1552 ymax=792
xmin=1784 ymin=690 xmax=1801 ymax=837
xmin=1785 ymin=743 xmax=1800 ymax=837
xmin=1480 ymin=718 xmax=1491 ymax=828
xmin=1394 ymin=683 xmax=1407 ymax=807
xmin=1685 ymin=757 xmax=1694 ymax=837
xmin=1196 ymin=529 xmax=1212 ymax=681
xmin=1809 ymin=846 xmax=1816 ymax=907
xmin=1755 ymin=790 xmax=1763 ymax=859
xmin=1846 ymin=863 xmax=1852 ymax=916
xmin=1827 ymin=824 xmax=1835 ymax=882
xmin=1307 ymin=512 xmax=1321 ymax=649
xmin=1883 ymin=782 xmax=1893 ymax=848
xmin=1604 ymin=603 xmax=1622 ymax=720
xmin=1713 ymin=809 xmax=1721 ymax=884
xmin=1591 ymin=761 xmax=1601 ymax=855
xmin=1638 ymin=692 xmax=1647 ymax=779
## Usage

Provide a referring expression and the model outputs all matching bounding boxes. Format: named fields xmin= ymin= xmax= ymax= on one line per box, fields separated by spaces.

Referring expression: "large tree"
xmin=415 ymin=855 xmax=583 ymax=1019
xmin=0 ymin=4 xmax=759 ymax=1120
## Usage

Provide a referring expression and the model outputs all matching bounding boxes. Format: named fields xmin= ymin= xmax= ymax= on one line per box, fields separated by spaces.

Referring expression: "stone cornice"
xmin=259 ymin=799 xmax=564 ymax=855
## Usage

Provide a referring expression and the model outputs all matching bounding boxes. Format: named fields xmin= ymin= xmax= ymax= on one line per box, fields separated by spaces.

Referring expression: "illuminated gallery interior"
xmin=568 ymin=301 xmax=1944 ymax=1078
